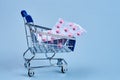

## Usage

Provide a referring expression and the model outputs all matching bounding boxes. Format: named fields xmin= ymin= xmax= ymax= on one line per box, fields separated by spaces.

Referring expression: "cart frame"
xmin=21 ymin=10 xmax=76 ymax=77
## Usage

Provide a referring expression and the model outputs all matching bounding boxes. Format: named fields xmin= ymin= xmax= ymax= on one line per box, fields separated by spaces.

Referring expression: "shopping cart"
xmin=21 ymin=10 xmax=76 ymax=77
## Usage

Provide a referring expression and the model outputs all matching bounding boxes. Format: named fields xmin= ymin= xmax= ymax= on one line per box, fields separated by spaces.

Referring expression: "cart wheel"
xmin=28 ymin=70 xmax=34 ymax=77
xmin=61 ymin=66 xmax=68 ymax=73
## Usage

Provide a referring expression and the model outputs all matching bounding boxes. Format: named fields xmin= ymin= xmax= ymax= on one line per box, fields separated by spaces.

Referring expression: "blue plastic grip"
xmin=21 ymin=10 xmax=28 ymax=17
xmin=25 ymin=15 xmax=33 ymax=23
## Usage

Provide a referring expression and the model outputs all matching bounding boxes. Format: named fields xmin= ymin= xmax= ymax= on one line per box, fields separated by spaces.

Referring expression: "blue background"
xmin=0 ymin=0 xmax=120 ymax=80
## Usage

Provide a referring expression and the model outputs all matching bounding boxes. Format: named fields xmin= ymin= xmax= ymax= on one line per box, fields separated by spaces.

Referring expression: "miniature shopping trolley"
xmin=21 ymin=10 xmax=83 ymax=77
